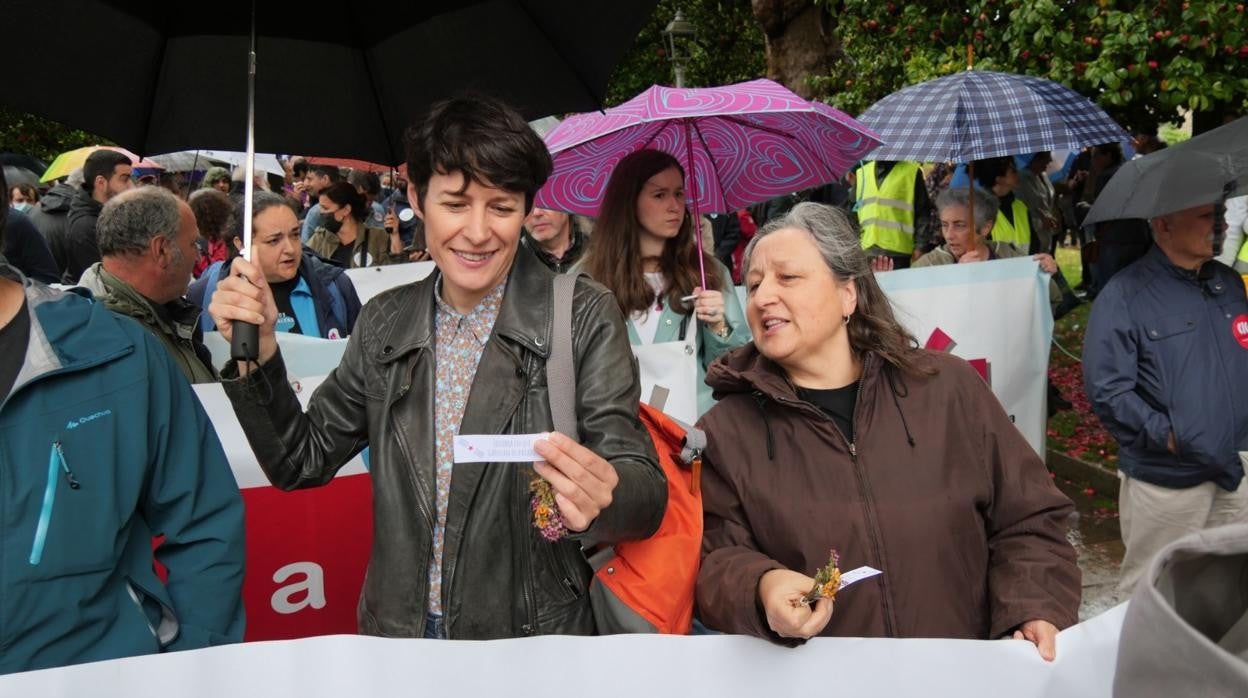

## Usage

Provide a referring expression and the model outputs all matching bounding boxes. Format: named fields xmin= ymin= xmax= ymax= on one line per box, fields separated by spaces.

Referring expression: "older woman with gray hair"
xmin=694 ymin=202 xmax=1080 ymax=658
xmin=916 ymin=186 xmax=1058 ymax=273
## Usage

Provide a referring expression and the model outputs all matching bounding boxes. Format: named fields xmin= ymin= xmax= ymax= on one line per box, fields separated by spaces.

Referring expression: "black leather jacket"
xmin=223 ymin=247 xmax=666 ymax=638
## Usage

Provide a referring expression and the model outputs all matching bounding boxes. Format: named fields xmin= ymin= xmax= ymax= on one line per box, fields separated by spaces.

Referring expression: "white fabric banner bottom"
xmin=0 ymin=604 xmax=1126 ymax=698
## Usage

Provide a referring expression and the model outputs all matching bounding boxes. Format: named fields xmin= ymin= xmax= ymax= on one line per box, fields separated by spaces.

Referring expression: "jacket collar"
xmin=376 ymin=244 xmax=555 ymax=364
xmin=2 ymin=262 xmax=134 ymax=397
xmin=80 ymin=263 xmax=202 ymax=342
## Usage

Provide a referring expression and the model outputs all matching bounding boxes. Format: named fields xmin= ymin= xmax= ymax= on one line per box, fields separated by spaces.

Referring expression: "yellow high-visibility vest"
xmin=992 ymin=198 xmax=1032 ymax=249
xmin=855 ymin=161 xmax=920 ymax=255
xmin=1238 ymin=237 xmax=1248 ymax=264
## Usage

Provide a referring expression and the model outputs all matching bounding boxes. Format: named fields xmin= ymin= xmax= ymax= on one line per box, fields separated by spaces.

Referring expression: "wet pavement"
xmin=1055 ymin=477 xmax=1128 ymax=620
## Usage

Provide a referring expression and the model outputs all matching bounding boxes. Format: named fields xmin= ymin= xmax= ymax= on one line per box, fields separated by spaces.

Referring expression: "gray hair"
xmin=740 ymin=202 xmax=933 ymax=376
xmin=743 ymin=202 xmax=869 ymax=284
xmin=935 ymin=186 xmax=999 ymax=231
xmin=97 ymin=186 xmax=182 ymax=256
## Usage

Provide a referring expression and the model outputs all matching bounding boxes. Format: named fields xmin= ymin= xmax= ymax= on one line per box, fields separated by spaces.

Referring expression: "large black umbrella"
xmin=0 ymin=0 xmax=659 ymax=164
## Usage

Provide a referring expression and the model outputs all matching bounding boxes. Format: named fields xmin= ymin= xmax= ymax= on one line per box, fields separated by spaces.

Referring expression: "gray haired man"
xmin=78 ymin=187 xmax=218 ymax=383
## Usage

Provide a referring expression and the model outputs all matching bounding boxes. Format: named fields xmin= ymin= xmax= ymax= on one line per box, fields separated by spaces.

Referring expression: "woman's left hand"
xmin=1011 ymin=619 xmax=1059 ymax=662
xmin=1032 ymin=253 xmax=1058 ymax=275
xmin=533 ymin=432 xmax=620 ymax=532
xmin=693 ymin=287 xmax=727 ymax=334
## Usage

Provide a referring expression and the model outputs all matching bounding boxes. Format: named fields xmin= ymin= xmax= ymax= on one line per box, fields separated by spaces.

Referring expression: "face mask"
xmin=11 ymin=202 xmax=32 ymax=214
xmin=319 ymin=211 xmax=343 ymax=234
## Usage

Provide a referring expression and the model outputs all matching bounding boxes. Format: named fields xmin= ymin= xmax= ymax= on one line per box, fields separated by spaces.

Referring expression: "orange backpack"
xmin=549 ymin=274 xmax=704 ymax=634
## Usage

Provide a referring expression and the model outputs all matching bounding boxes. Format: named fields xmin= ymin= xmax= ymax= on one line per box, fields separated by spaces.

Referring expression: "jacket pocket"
xmin=535 ymin=537 xmax=585 ymax=604
xmin=29 ymin=442 xmax=80 ymax=565
xmin=125 ymin=577 xmax=180 ymax=649
xmin=1143 ymin=313 xmax=1197 ymax=342
xmin=27 ymin=441 xmax=114 ymax=580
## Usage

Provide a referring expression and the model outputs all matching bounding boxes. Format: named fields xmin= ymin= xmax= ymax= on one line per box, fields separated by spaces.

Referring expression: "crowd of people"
xmin=1 ymin=91 xmax=1245 ymax=678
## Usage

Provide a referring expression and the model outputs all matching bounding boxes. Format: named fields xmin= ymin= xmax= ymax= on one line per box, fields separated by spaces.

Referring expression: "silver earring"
xmin=843 ymin=315 xmax=851 ymax=326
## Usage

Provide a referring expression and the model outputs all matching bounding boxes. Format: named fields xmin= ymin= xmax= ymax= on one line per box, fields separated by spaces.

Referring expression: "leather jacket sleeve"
xmin=220 ymin=323 xmax=373 ymax=490
xmin=569 ymin=278 xmax=667 ymax=544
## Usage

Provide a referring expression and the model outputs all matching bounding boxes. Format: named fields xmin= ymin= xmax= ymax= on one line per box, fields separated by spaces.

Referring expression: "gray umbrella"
xmin=3 ymin=165 xmax=41 ymax=189
xmin=1085 ymin=116 xmax=1248 ymax=225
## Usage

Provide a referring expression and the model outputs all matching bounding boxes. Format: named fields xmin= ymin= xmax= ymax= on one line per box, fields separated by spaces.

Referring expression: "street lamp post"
xmin=663 ymin=8 xmax=695 ymax=88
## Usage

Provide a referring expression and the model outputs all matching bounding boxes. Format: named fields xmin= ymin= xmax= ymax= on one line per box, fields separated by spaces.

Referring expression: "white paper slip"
xmin=453 ymin=434 xmax=548 ymax=463
xmin=837 ymin=566 xmax=883 ymax=591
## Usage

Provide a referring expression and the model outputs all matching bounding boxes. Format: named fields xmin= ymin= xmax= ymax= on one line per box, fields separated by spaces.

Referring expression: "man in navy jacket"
xmin=1084 ymin=200 xmax=1248 ymax=593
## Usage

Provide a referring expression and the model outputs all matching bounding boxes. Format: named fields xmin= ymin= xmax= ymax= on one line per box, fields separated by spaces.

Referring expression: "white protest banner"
xmin=734 ymin=258 xmax=1052 ymax=454
xmin=344 ymin=262 xmax=436 ymax=305
xmin=0 ymin=604 xmax=1127 ymax=698
xmin=632 ymin=337 xmax=700 ymax=425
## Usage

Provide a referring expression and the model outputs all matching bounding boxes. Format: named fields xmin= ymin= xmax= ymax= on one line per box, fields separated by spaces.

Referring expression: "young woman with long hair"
xmin=580 ymin=149 xmax=750 ymax=416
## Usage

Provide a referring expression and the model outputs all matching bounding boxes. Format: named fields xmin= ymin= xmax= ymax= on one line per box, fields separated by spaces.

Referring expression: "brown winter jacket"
xmin=695 ymin=344 xmax=1080 ymax=644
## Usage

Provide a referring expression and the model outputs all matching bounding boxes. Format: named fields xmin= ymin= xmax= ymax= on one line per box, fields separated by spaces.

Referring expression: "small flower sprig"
xmin=529 ymin=473 xmax=568 ymax=541
xmin=795 ymin=549 xmax=842 ymax=607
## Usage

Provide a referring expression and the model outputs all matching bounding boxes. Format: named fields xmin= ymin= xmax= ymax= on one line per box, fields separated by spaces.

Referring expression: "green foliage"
xmin=810 ymin=0 xmax=1248 ymax=129
xmin=604 ymin=0 xmax=766 ymax=105
xmin=0 ymin=107 xmax=108 ymax=162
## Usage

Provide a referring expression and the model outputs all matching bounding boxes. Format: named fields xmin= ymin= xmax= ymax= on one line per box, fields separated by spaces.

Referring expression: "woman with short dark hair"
xmin=207 ymin=94 xmax=666 ymax=640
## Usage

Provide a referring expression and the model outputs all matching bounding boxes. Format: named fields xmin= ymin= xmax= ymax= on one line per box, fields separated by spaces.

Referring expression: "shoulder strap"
xmin=548 ymin=273 xmax=580 ymax=438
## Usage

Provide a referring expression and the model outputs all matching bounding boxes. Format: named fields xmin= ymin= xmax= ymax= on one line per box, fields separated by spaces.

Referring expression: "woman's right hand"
xmin=758 ymin=568 xmax=834 ymax=639
xmin=208 ymin=257 xmax=280 ymax=368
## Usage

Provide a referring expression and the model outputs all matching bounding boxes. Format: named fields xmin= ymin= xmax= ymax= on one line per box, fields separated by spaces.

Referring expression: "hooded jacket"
xmin=188 ymin=249 xmax=362 ymax=340
xmin=695 ymin=344 xmax=1080 ymax=643
xmin=0 ymin=263 xmax=244 ymax=674
xmin=63 ymin=188 xmax=104 ymax=284
xmin=29 ymin=181 xmax=78 ymax=277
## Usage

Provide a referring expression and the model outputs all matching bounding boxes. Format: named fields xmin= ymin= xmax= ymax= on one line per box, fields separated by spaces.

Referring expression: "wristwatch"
xmin=713 ymin=323 xmax=730 ymax=339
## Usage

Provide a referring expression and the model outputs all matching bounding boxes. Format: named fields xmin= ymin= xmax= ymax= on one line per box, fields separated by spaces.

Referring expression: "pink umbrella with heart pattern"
xmin=535 ymin=78 xmax=882 ymax=286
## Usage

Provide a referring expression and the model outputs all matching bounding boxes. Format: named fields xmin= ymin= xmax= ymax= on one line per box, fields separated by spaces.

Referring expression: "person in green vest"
xmin=972 ymin=156 xmax=1040 ymax=254
xmin=852 ymin=160 xmax=935 ymax=269
xmin=579 ymin=149 xmax=750 ymax=417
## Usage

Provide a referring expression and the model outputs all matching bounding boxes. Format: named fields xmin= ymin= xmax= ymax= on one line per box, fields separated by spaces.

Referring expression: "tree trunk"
xmin=751 ymin=0 xmax=842 ymax=98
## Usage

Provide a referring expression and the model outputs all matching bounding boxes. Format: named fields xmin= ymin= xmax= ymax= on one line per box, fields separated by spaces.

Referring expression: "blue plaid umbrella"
xmin=858 ymin=70 xmax=1129 ymax=162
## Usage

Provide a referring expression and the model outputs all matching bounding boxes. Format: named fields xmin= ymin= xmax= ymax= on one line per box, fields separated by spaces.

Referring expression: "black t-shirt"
xmin=0 ymin=298 xmax=31 ymax=401
xmin=269 ymin=277 xmax=304 ymax=335
xmin=797 ymin=383 xmax=859 ymax=445
xmin=330 ymin=242 xmax=355 ymax=268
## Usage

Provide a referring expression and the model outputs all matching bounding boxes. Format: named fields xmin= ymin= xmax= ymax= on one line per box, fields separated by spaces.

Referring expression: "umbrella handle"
xmin=231 ymin=322 xmax=260 ymax=361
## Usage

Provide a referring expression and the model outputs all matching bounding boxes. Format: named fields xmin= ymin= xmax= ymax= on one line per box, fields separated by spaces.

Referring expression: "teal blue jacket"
xmin=0 ymin=265 xmax=245 ymax=674
xmin=623 ymin=261 xmax=751 ymax=416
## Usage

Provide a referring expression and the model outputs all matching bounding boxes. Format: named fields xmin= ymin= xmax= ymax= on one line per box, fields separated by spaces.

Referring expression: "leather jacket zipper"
xmin=386 ymin=356 xmax=436 ymax=635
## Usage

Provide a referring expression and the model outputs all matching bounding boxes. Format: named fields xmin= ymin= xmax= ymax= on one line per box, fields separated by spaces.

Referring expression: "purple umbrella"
xmin=535 ymin=79 xmax=882 ymax=285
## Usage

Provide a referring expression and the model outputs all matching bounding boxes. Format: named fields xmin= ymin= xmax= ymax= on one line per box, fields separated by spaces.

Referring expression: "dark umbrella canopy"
xmin=1084 ymin=116 xmax=1248 ymax=225
xmin=0 ymin=0 xmax=659 ymax=165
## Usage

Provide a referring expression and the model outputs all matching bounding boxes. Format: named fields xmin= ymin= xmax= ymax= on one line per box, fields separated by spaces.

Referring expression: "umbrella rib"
xmin=689 ymin=120 xmax=731 ymax=211
xmin=513 ymin=0 xmax=602 ymax=111
xmin=720 ymin=114 xmax=800 ymax=141
xmin=354 ymin=30 xmax=400 ymax=164
xmin=138 ymin=11 xmax=174 ymax=158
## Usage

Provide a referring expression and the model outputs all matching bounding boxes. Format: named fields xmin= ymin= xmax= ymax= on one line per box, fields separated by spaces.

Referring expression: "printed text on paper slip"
xmin=453 ymin=434 xmax=548 ymax=464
